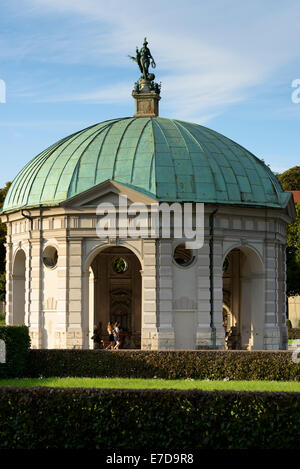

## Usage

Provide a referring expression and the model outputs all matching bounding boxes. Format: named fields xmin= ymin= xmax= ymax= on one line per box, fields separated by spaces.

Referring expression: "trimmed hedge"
xmin=0 ymin=326 xmax=30 ymax=378
xmin=0 ymin=386 xmax=299 ymax=449
xmin=28 ymin=349 xmax=300 ymax=381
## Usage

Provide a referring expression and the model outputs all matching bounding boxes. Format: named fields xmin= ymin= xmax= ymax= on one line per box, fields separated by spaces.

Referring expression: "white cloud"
xmin=0 ymin=120 xmax=90 ymax=127
xmin=37 ymin=83 xmax=131 ymax=104
xmin=4 ymin=0 xmax=300 ymax=122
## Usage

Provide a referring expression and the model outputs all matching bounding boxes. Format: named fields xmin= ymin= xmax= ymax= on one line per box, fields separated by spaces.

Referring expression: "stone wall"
xmin=1 ymin=200 xmax=292 ymax=351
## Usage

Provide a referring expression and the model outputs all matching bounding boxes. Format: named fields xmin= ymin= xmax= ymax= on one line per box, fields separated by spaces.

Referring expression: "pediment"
xmin=286 ymin=194 xmax=297 ymax=220
xmin=61 ymin=180 xmax=158 ymax=208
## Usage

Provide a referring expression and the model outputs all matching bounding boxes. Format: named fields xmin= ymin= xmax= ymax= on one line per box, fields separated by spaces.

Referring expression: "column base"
xmin=279 ymin=325 xmax=288 ymax=350
xmin=196 ymin=326 xmax=225 ymax=350
xmin=263 ymin=326 xmax=281 ymax=350
xmin=156 ymin=327 xmax=175 ymax=350
xmin=141 ymin=327 xmax=159 ymax=350
xmin=66 ymin=330 xmax=84 ymax=349
xmin=29 ymin=328 xmax=42 ymax=349
xmin=54 ymin=331 xmax=67 ymax=349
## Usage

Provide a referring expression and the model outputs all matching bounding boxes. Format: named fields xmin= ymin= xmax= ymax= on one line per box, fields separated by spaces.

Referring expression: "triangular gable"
xmin=60 ymin=180 xmax=158 ymax=208
xmin=282 ymin=191 xmax=297 ymax=220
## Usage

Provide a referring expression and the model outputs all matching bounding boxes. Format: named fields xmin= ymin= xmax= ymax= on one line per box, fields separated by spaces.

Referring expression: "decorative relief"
xmin=44 ymin=297 xmax=57 ymax=311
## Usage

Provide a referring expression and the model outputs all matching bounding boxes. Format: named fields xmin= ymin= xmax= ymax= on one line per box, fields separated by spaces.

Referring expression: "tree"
xmin=276 ymin=166 xmax=300 ymax=191
xmin=0 ymin=181 xmax=11 ymax=204
xmin=0 ymin=182 xmax=11 ymax=301
xmin=276 ymin=167 xmax=300 ymax=296
xmin=286 ymin=202 xmax=300 ymax=296
xmin=0 ymin=272 xmax=5 ymax=302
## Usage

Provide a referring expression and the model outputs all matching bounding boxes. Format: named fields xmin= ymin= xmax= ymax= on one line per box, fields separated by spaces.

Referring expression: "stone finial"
xmin=132 ymin=79 xmax=161 ymax=117
xmin=129 ymin=39 xmax=161 ymax=117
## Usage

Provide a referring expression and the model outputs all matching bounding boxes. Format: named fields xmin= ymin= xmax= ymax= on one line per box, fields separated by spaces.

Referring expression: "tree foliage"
xmin=0 ymin=182 xmax=11 ymax=301
xmin=286 ymin=202 xmax=300 ymax=296
xmin=276 ymin=166 xmax=300 ymax=191
xmin=276 ymin=167 xmax=300 ymax=296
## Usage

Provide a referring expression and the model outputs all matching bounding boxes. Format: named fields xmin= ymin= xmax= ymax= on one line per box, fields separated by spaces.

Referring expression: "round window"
xmin=173 ymin=244 xmax=195 ymax=267
xmin=43 ymin=246 xmax=58 ymax=269
xmin=112 ymin=257 xmax=128 ymax=273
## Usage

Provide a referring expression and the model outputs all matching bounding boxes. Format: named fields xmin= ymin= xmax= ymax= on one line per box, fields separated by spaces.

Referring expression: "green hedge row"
xmin=0 ymin=386 xmax=299 ymax=449
xmin=27 ymin=349 xmax=300 ymax=380
xmin=0 ymin=326 xmax=30 ymax=378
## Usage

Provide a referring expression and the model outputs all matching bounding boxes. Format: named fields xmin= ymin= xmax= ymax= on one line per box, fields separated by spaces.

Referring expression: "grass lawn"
xmin=0 ymin=377 xmax=300 ymax=391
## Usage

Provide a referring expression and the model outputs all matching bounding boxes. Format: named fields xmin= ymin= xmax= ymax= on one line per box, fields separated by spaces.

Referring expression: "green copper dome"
xmin=2 ymin=116 xmax=290 ymax=212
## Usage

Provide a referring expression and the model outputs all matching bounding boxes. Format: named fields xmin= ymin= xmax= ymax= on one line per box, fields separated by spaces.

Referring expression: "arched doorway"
xmin=12 ymin=249 xmax=26 ymax=325
xmin=222 ymin=246 xmax=264 ymax=350
xmin=87 ymin=246 xmax=142 ymax=349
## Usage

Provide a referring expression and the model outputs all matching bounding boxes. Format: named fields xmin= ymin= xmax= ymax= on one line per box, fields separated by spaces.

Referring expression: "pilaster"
xmin=196 ymin=238 xmax=224 ymax=349
xmin=263 ymin=241 xmax=281 ymax=349
xmin=156 ymin=239 xmax=175 ymax=349
xmin=55 ymin=237 xmax=69 ymax=348
xmin=141 ymin=239 xmax=158 ymax=349
xmin=4 ymin=240 xmax=13 ymax=324
xmin=66 ymin=237 xmax=84 ymax=349
xmin=29 ymin=237 xmax=43 ymax=348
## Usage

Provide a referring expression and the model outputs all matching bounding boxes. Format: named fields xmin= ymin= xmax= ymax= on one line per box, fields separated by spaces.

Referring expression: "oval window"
xmin=112 ymin=257 xmax=128 ymax=273
xmin=173 ymin=244 xmax=195 ymax=267
xmin=43 ymin=246 xmax=58 ymax=269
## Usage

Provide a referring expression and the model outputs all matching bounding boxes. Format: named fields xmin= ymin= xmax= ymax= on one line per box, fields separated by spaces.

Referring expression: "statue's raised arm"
xmin=128 ymin=47 xmax=143 ymax=75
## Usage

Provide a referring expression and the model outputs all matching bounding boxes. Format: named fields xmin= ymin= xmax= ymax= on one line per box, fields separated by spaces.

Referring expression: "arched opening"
xmin=86 ymin=246 xmax=142 ymax=349
xmin=12 ymin=249 xmax=26 ymax=325
xmin=222 ymin=246 xmax=264 ymax=350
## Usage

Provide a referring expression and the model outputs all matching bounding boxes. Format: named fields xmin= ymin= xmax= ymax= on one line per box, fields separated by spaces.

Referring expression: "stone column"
xmin=141 ymin=239 xmax=159 ymax=349
xmin=24 ymin=237 xmax=32 ymax=328
xmin=66 ymin=237 xmax=84 ymax=349
xmin=56 ymin=237 xmax=69 ymax=348
xmin=196 ymin=241 xmax=211 ymax=348
xmin=157 ymin=239 xmax=175 ymax=349
xmin=231 ymin=249 xmax=240 ymax=326
xmin=279 ymin=243 xmax=288 ymax=349
xmin=263 ymin=241 xmax=281 ymax=349
xmin=88 ymin=269 xmax=95 ymax=350
xmin=196 ymin=237 xmax=224 ymax=349
xmin=4 ymin=238 xmax=13 ymax=325
xmin=29 ymin=237 xmax=43 ymax=348
xmin=213 ymin=239 xmax=226 ymax=349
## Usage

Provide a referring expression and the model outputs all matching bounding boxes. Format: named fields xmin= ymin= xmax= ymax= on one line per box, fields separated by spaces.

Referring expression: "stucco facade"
xmin=1 ymin=74 xmax=296 ymax=351
xmin=1 ymin=179 xmax=294 ymax=350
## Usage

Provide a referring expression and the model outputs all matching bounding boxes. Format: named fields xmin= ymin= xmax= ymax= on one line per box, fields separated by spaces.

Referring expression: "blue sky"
xmin=0 ymin=0 xmax=299 ymax=187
